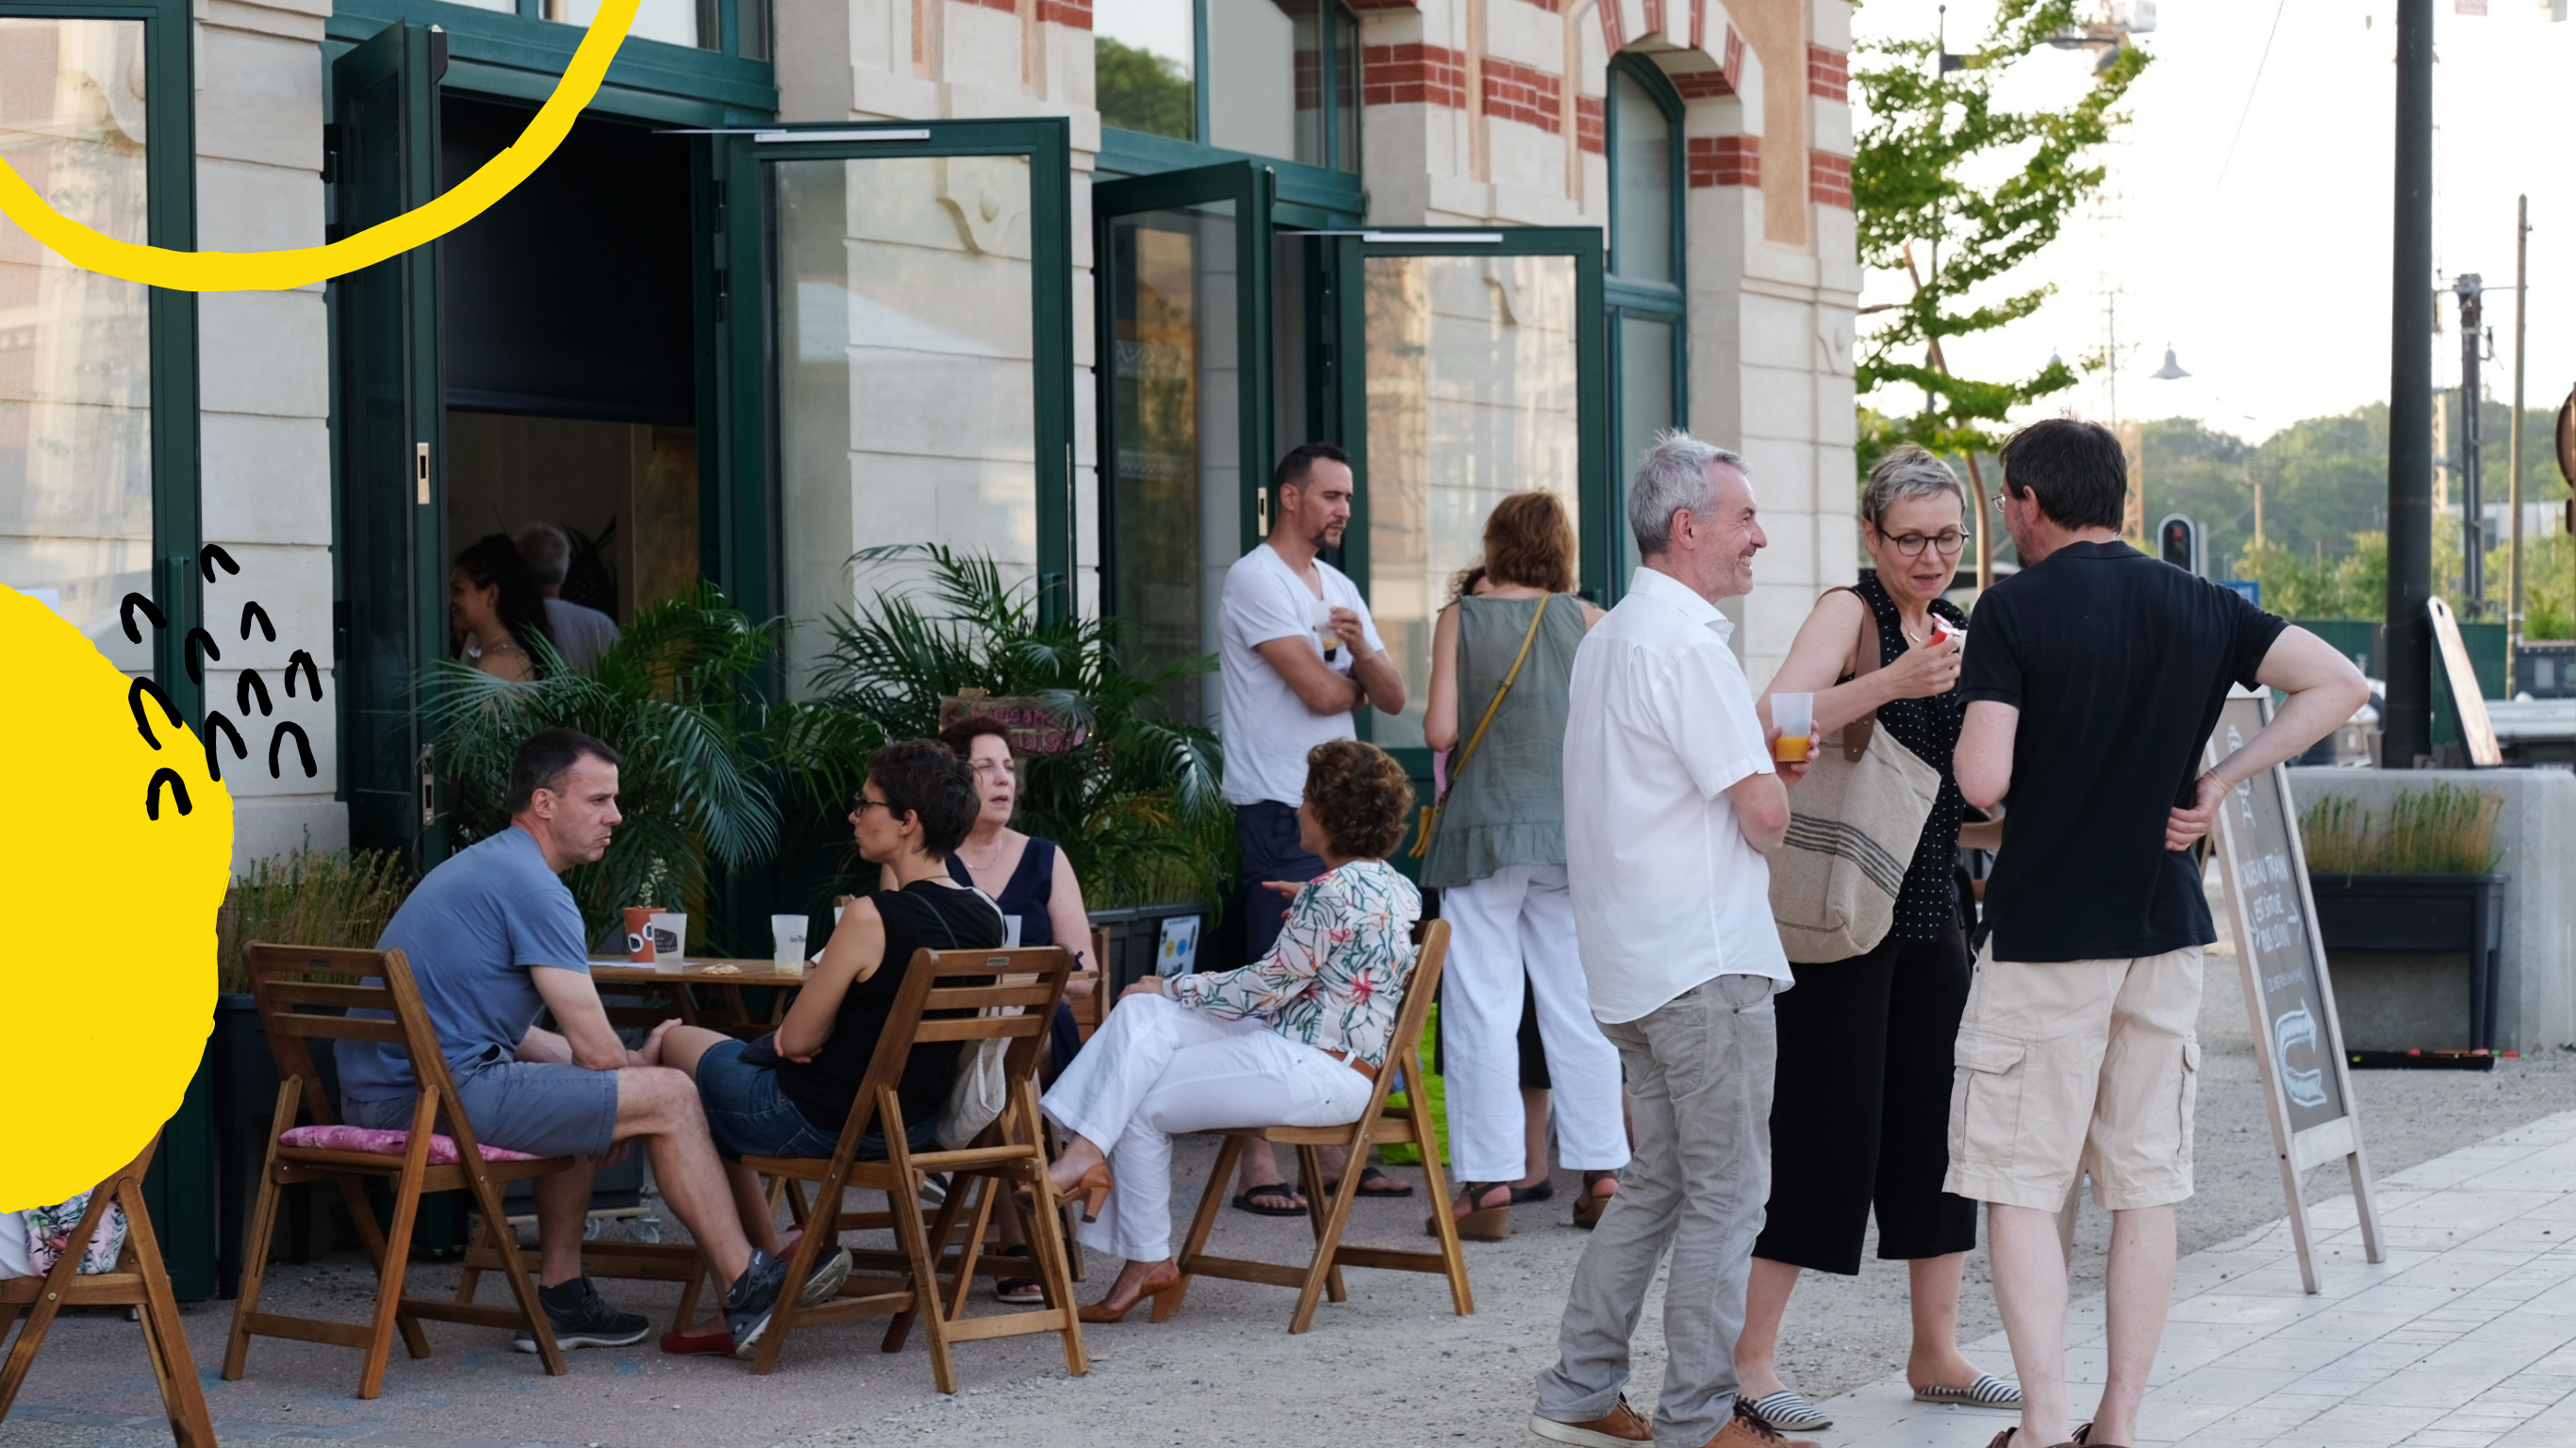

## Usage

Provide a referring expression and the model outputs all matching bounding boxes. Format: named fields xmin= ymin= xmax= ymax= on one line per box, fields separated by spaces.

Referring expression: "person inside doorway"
xmin=1215 ymin=442 xmax=1408 ymax=1215
xmin=516 ymin=522 xmax=621 ymax=674
xmin=450 ymin=533 xmax=553 ymax=683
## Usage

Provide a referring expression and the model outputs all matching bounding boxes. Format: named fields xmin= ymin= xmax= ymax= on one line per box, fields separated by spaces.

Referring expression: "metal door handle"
xmin=415 ymin=442 xmax=431 ymax=505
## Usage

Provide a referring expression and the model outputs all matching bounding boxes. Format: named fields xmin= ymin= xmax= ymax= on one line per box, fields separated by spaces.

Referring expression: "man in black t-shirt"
xmin=1948 ymin=420 xmax=2366 ymax=1448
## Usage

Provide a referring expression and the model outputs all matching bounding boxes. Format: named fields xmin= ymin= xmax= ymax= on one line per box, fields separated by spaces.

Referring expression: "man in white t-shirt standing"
xmin=516 ymin=522 xmax=622 ymax=674
xmin=1535 ymin=433 xmax=1813 ymax=1448
xmin=1215 ymin=441 xmax=1406 ymax=1213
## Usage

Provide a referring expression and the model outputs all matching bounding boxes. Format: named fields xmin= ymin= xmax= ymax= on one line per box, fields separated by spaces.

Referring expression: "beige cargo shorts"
xmin=1941 ymin=943 xmax=2205 ymax=1212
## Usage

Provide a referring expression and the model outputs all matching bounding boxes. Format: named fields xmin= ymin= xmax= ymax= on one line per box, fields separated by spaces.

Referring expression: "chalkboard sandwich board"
xmin=2204 ymin=690 xmax=2386 ymax=1293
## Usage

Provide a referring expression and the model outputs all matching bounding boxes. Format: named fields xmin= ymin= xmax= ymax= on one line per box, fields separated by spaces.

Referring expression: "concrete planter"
xmin=2308 ymin=874 xmax=2505 ymax=1051
xmin=2287 ymin=768 xmax=2576 ymax=1054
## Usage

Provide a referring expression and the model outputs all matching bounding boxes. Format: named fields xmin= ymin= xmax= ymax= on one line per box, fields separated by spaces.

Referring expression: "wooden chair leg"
xmin=1166 ymin=1132 xmax=1246 ymax=1321
xmin=945 ymin=1175 xmax=997 ymax=1325
xmin=1295 ymin=1145 xmax=1348 ymax=1306
xmin=333 ymin=1175 xmax=432 ymax=1362
xmin=883 ymin=1161 xmax=973 ymax=1360
xmin=357 ymin=1164 xmax=431 ymax=1399
xmin=222 ymin=1148 xmax=288 ymax=1380
xmin=1008 ymin=1082 xmax=1089 ymax=1370
xmin=1290 ymin=1144 xmax=1368 ymax=1334
xmin=1403 ymin=1058 xmax=1475 ymax=1317
xmin=471 ymin=1182 xmax=568 ymax=1377
xmin=122 ymin=1186 xmax=218 ymax=1448
xmin=0 ymin=1280 xmax=64 ymax=1419
xmin=751 ymin=1176 xmax=840 ymax=1377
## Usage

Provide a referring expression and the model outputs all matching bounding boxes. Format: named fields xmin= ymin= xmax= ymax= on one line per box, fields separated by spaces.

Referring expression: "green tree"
xmin=1852 ymin=0 xmax=2145 ymax=473
xmin=2491 ymin=531 xmax=2573 ymax=641
xmin=1097 ymin=37 xmax=1194 ymax=140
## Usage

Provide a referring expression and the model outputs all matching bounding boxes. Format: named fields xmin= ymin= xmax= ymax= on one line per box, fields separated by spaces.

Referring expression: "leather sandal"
xmin=1573 ymin=1170 xmax=1620 ymax=1229
xmin=1427 ymin=1181 xmax=1511 ymax=1241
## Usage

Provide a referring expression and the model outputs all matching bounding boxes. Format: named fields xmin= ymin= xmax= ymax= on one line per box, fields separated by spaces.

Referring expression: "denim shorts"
xmin=694 ymin=1038 xmax=934 ymax=1161
xmin=343 ymin=1049 xmax=619 ymax=1159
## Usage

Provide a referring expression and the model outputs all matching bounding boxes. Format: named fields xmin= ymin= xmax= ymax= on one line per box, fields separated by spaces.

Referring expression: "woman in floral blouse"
xmin=1041 ymin=739 xmax=1421 ymax=1324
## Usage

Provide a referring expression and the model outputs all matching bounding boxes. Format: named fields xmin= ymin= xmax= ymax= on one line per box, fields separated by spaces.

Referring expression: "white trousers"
xmin=1040 ymin=994 xmax=1375 ymax=1263
xmin=1438 ymin=864 xmax=1630 ymax=1182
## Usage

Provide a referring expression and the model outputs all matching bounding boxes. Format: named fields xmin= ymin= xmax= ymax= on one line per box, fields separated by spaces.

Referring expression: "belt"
xmin=1316 ymin=1046 xmax=1378 ymax=1081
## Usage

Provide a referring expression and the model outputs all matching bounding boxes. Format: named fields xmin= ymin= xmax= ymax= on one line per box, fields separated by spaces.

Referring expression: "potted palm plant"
xmin=2301 ymin=783 xmax=2506 ymax=1051
xmin=811 ymin=545 xmax=1230 ymax=943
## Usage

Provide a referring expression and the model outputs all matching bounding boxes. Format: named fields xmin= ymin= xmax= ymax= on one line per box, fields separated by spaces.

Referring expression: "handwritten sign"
xmin=2204 ymin=691 xmax=2383 ymax=1292
xmin=938 ymin=693 xmax=1086 ymax=755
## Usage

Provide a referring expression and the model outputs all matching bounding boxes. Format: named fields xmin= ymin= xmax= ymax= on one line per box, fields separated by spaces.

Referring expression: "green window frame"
xmin=1605 ymin=53 xmax=1687 ymax=588
xmin=326 ymin=0 xmax=779 ymax=122
xmin=1096 ymin=0 xmax=1365 ymax=176
xmin=0 ymin=0 xmax=203 ymax=721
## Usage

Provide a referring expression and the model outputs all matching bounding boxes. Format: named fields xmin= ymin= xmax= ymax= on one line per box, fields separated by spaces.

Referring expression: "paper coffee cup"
xmin=647 ymin=913 xmax=687 ymax=972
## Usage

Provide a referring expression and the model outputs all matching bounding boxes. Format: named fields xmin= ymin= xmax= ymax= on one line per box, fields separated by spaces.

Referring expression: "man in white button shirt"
xmin=1534 ymin=433 xmax=1814 ymax=1448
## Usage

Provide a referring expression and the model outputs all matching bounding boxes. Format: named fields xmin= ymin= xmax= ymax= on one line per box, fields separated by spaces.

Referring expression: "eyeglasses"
xmin=1990 ymin=490 xmax=2011 ymax=513
xmin=851 ymin=797 xmax=889 ymax=818
xmin=1883 ymin=529 xmax=1969 ymax=558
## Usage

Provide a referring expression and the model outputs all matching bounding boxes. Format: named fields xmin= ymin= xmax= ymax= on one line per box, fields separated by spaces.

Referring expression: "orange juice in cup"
xmin=1773 ymin=692 xmax=1814 ymax=763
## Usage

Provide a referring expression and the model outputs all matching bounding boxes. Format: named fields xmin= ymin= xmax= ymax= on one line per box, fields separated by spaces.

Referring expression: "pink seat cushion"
xmin=278 ymin=1124 xmax=545 ymax=1164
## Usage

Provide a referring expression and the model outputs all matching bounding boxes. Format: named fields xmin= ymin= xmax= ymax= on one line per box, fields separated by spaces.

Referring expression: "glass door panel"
xmin=1096 ymin=161 xmax=1273 ymax=725
xmin=725 ymin=122 xmax=1072 ymax=696
xmin=1339 ymin=234 xmax=1604 ymax=752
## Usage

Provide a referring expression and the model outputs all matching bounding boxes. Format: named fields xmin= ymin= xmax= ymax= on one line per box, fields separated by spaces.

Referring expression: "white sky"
xmin=1852 ymin=0 xmax=2575 ymax=443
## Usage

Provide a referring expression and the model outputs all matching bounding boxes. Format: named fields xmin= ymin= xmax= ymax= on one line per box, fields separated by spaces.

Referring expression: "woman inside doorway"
xmin=450 ymin=533 xmax=553 ymax=682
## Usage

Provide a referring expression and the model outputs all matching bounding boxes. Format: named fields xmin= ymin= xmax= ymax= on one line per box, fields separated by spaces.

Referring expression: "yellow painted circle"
xmin=0 ymin=0 xmax=637 ymax=292
xmin=0 ymin=587 xmax=232 ymax=1209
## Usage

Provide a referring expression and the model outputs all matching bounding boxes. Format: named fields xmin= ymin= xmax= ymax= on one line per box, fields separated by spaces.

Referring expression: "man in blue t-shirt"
xmin=1950 ymin=420 xmax=2367 ymax=1448
xmin=338 ymin=729 xmax=839 ymax=1359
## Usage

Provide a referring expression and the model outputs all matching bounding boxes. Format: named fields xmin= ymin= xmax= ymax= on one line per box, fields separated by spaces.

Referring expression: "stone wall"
xmin=2285 ymin=767 xmax=2576 ymax=1057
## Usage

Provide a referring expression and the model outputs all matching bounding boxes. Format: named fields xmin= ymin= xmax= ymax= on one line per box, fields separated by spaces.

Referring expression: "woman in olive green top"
xmin=1421 ymin=490 xmax=1627 ymax=1240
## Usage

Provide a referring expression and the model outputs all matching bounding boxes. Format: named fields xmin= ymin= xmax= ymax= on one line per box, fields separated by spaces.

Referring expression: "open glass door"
xmin=1331 ymin=228 xmax=1609 ymax=763
xmin=1095 ymin=161 xmax=1276 ymax=723
xmin=717 ymin=121 xmax=1075 ymax=691
xmin=332 ymin=20 xmax=447 ymax=865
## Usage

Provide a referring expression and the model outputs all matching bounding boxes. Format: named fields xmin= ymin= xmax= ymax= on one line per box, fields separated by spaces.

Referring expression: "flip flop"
xmin=1232 ymin=1182 xmax=1308 ymax=1216
xmin=1915 ymin=1374 xmax=2023 ymax=1409
xmin=1326 ymin=1165 xmax=1414 ymax=1198
xmin=1743 ymin=1390 xmax=1833 ymax=1432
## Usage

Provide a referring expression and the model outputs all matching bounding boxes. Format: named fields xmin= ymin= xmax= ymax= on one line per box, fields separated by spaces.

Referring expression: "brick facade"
xmin=1577 ymin=94 xmax=1604 ymax=155
xmin=1687 ymin=134 xmax=1761 ymax=189
xmin=1807 ymin=44 xmax=1845 ymax=101
xmin=1362 ymin=42 xmax=1468 ymax=108
xmin=1808 ymin=149 xmax=1852 ymax=207
xmin=1482 ymin=57 xmax=1562 ymax=135
xmin=1036 ymin=0 xmax=1091 ymax=28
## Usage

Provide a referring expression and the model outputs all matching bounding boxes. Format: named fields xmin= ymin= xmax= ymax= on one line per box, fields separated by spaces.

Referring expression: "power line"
xmin=2212 ymin=0 xmax=2292 ymax=196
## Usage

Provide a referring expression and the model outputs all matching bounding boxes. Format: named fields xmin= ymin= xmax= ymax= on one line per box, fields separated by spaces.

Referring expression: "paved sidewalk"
xmin=1819 ymin=1110 xmax=2576 ymax=1448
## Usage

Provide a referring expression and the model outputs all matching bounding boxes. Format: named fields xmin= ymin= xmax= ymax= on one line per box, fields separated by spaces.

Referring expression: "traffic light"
xmin=2157 ymin=513 xmax=2204 ymax=577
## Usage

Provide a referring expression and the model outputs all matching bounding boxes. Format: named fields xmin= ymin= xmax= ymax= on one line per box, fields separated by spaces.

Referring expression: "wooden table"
xmin=589 ymin=956 xmax=806 ymax=1037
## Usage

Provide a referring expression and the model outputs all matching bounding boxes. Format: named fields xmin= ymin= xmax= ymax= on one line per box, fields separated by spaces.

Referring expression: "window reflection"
xmin=1610 ymin=67 xmax=1674 ymax=283
xmin=0 ymin=17 xmax=154 ymax=674
xmin=1363 ymin=255 xmax=1582 ymax=749
xmin=1098 ymin=0 xmax=1197 ymax=140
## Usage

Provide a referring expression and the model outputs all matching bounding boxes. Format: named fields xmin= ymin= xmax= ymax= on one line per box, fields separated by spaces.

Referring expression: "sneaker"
xmin=514 ymin=1275 xmax=650 ymax=1352
xmin=1531 ymin=1395 xmax=1653 ymax=1448
xmin=798 ymin=1245 xmax=853 ymax=1308
xmin=724 ymin=1248 xmax=792 ymax=1360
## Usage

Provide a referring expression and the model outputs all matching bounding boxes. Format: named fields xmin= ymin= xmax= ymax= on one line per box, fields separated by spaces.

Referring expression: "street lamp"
xmin=2150 ymin=344 xmax=2190 ymax=381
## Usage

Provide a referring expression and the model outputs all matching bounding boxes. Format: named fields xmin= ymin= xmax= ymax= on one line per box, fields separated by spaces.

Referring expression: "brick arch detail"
xmin=1575 ymin=0 xmax=1759 ymax=122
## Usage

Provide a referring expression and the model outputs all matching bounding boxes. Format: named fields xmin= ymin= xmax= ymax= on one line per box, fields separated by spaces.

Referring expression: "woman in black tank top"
xmin=657 ymin=743 xmax=1001 ymax=1239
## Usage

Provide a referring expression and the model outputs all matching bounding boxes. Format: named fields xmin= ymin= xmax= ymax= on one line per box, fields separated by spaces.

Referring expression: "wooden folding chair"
xmin=1167 ymin=919 xmax=1472 ymax=1333
xmin=739 ymin=944 xmax=1085 ymax=1392
xmin=223 ymin=944 xmax=577 ymax=1398
xmin=1 ymin=1134 xmax=215 ymax=1447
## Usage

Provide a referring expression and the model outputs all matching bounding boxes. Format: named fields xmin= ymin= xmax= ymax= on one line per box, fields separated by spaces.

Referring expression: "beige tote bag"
xmin=1767 ymin=594 xmax=1942 ymax=964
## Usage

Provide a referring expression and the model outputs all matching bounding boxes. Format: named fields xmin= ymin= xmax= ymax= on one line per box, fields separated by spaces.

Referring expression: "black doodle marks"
xmin=123 ymin=543 xmax=327 ymax=819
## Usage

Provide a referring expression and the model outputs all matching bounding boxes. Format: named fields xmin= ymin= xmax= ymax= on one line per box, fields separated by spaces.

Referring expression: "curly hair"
xmin=1303 ymin=739 xmax=1415 ymax=861
xmin=866 ymin=739 xmax=981 ymax=857
xmin=936 ymin=714 xmax=1013 ymax=760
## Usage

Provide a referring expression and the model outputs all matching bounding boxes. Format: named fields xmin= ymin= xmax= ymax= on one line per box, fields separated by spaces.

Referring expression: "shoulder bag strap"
xmin=1450 ymin=592 xmax=1550 ymax=784
xmin=1840 ymin=586 xmax=1887 ymax=764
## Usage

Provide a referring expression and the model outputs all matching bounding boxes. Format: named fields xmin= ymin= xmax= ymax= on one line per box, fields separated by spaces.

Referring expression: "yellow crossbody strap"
xmin=1409 ymin=594 xmax=1550 ymax=860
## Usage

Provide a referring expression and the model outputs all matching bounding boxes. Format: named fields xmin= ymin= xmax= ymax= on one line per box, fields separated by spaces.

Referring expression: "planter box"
xmin=2309 ymin=874 xmax=2504 ymax=1052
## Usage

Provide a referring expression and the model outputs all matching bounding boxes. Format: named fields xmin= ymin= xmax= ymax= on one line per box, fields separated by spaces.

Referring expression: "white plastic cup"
xmin=1312 ymin=597 xmax=1339 ymax=661
xmin=1772 ymin=693 xmax=1815 ymax=764
xmin=770 ymin=914 xmax=808 ymax=974
xmin=1003 ymin=913 xmax=1023 ymax=948
xmin=647 ymin=913 xmax=687 ymax=972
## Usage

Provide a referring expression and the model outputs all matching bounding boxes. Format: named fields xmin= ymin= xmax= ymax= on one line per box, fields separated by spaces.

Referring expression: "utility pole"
xmin=2509 ymin=195 xmax=2531 ymax=655
xmin=2457 ymin=273 xmax=2485 ymax=616
xmin=2385 ymin=0 xmax=2435 ymax=768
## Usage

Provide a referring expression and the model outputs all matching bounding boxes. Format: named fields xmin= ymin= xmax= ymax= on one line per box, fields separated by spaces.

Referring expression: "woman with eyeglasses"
xmin=1733 ymin=445 xmax=2020 ymax=1434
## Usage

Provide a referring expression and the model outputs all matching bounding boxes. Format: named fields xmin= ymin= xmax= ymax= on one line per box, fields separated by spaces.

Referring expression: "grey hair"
xmin=514 ymin=522 xmax=572 ymax=587
xmin=1627 ymin=430 xmax=1749 ymax=556
xmin=1860 ymin=444 xmax=1967 ymax=529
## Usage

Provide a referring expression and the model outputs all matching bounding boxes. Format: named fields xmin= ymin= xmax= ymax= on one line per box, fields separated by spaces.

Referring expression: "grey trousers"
xmin=1536 ymin=974 xmax=1779 ymax=1448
